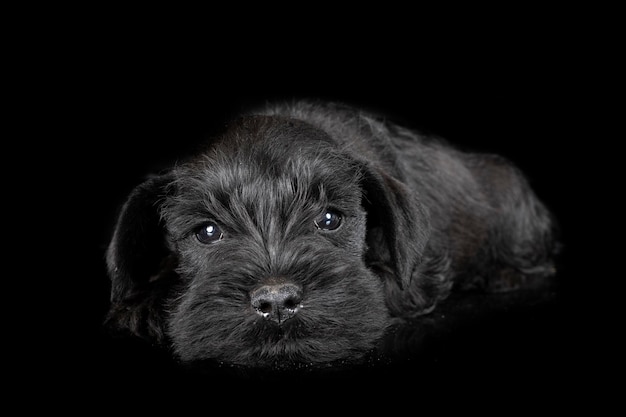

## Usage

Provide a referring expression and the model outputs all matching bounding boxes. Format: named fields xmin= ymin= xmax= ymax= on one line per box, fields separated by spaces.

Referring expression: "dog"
xmin=105 ymin=100 xmax=559 ymax=369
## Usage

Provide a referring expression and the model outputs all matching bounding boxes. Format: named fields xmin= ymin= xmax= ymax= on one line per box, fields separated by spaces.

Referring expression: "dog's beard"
xmin=166 ymin=240 xmax=389 ymax=368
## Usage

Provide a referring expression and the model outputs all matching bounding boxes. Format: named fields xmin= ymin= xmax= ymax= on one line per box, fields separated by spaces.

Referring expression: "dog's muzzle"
xmin=250 ymin=283 xmax=303 ymax=324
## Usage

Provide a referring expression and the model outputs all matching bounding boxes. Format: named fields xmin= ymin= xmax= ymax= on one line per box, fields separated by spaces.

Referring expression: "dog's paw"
xmin=484 ymin=264 xmax=557 ymax=293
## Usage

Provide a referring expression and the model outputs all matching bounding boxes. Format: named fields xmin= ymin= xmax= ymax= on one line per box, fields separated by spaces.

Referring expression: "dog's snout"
xmin=250 ymin=283 xmax=303 ymax=324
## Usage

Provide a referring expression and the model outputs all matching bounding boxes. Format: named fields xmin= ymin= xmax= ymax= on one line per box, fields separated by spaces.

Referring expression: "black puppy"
xmin=105 ymin=100 xmax=558 ymax=368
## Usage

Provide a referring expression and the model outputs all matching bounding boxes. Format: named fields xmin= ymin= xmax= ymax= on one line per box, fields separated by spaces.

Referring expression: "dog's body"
xmin=105 ymin=100 xmax=558 ymax=368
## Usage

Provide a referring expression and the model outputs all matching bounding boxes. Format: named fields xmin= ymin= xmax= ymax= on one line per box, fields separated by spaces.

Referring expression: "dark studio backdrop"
xmin=48 ymin=28 xmax=603 ymax=409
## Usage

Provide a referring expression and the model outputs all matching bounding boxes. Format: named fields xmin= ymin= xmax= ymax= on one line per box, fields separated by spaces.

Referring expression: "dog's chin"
xmin=170 ymin=313 xmax=389 ymax=369
xmin=182 ymin=348 xmax=382 ymax=373
xmin=175 ymin=323 xmax=386 ymax=371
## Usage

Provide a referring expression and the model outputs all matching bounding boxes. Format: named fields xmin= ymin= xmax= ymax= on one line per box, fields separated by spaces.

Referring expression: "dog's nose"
xmin=250 ymin=283 xmax=303 ymax=324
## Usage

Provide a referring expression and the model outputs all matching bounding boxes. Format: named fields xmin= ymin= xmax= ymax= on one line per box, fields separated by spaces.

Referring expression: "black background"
xmin=24 ymin=14 xmax=611 ymax=411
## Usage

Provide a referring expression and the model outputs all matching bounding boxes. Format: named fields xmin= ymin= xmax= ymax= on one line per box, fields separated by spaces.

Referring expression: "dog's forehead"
xmin=218 ymin=114 xmax=340 ymax=163
xmin=174 ymin=115 xmax=363 ymax=204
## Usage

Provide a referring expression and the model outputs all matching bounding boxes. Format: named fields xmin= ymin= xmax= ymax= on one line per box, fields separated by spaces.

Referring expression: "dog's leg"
xmin=467 ymin=154 xmax=559 ymax=292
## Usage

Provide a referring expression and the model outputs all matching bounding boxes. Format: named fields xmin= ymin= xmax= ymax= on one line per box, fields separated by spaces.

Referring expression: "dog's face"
xmin=106 ymin=115 xmax=428 ymax=368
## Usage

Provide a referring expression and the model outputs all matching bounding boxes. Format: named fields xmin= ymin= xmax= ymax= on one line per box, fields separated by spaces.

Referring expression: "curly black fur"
xmin=105 ymin=100 xmax=559 ymax=368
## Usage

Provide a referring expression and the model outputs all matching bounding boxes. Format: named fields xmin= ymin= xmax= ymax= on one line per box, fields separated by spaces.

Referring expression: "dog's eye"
xmin=314 ymin=210 xmax=342 ymax=231
xmin=195 ymin=222 xmax=224 ymax=244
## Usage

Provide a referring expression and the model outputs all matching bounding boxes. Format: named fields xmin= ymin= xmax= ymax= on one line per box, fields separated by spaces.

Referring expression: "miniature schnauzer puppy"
xmin=105 ymin=100 xmax=559 ymax=368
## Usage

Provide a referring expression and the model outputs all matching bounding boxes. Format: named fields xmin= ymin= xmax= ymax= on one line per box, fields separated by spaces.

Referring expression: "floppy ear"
xmin=361 ymin=165 xmax=429 ymax=285
xmin=360 ymin=164 xmax=452 ymax=316
xmin=105 ymin=173 xmax=177 ymax=341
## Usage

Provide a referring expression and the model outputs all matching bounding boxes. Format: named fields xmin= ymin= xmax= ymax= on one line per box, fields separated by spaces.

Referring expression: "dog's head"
xmin=105 ymin=115 xmax=430 ymax=367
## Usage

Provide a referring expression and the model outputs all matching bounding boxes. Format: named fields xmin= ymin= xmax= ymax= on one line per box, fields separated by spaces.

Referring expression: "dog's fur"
xmin=105 ymin=100 xmax=559 ymax=368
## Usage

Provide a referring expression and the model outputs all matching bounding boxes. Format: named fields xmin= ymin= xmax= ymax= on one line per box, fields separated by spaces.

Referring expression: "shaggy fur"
xmin=105 ymin=100 xmax=559 ymax=368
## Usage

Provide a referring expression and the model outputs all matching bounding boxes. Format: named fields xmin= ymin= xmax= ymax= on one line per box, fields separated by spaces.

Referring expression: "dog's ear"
xmin=105 ymin=173 xmax=177 ymax=341
xmin=360 ymin=164 xmax=431 ymax=289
